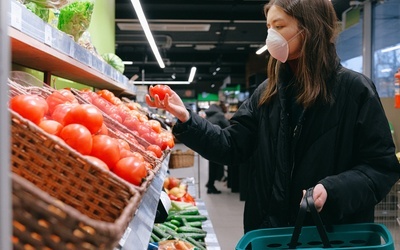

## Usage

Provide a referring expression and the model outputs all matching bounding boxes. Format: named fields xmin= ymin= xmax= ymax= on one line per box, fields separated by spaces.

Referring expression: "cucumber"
xmin=186 ymin=221 xmax=202 ymax=228
xmin=177 ymin=226 xmax=207 ymax=234
xmin=170 ymin=209 xmax=199 ymax=216
xmin=181 ymin=232 xmax=207 ymax=240
xmin=163 ymin=221 xmax=178 ymax=231
xmin=169 ymin=219 xmax=181 ymax=227
xmin=185 ymin=236 xmax=207 ymax=250
xmin=151 ymin=232 xmax=161 ymax=242
xmin=152 ymin=224 xmax=169 ymax=239
xmin=169 ymin=214 xmax=208 ymax=222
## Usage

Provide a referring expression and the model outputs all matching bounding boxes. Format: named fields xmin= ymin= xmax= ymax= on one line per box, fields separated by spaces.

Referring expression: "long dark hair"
xmin=259 ymin=0 xmax=340 ymax=108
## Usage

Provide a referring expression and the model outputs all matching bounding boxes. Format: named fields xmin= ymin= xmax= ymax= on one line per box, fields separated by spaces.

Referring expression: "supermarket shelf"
xmin=8 ymin=0 xmax=134 ymax=95
xmin=116 ymin=156 xmax=169 ymax=250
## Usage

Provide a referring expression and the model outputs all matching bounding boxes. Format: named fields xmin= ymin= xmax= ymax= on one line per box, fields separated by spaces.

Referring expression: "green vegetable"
xmin=101 ymin=53 xmax=125 ymax=73
xmin=25 ymin=2 xmax=49 ymax=22
xmin=169 ymin=214 xmax=208 ymax=222
xmin=58 ymin=1 xmax=94 ymax=41
xmin=185 ymin=236 xmax=207 ymax=250
xmin=177 ymin=226 xmax=207 ymax=234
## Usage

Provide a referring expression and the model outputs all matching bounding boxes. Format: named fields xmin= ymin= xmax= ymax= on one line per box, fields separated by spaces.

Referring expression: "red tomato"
xmin=64 ymin=104 xmax=104 ymax=134
xmin=147 ymin=144 xmax=162 ymax=158
xmin=142 ymin=131 xmax=162 ymax=146
xmin=159 ymin=132 xmax=175 ymax=150
xmin=51 ymin=103 xmax=78 ymax=125
xmin=136 ymin=123 xmax=152 ymax=136
xmin=108 ymin=113 xmax=123 ymax=123
xmin=10 ymin=94 xmax=49 ymax=125
xmin=149 ymin=85 xmax=172 ymax=100
xmin=59 ymin=124 xmax=93 ymax=155
xmin=97 ymin=123 xmax=109 ymax=135
xmin=91 ymin=95 xmax=112 ymax=113
xmin=46 ymin=89 xmax=78 ymax=114
xmin=90 ymin=135 xmax=121 ymax=170
xmin=122 ymin=115 xmax=140 ymax=131
xmin=38 ymin=119 xmax=63 ymax=136
xmin=113 ymin=156 xmax=147 ymax=186
xmin=119 ymin=148 xmax=134 ymax=159
xmin=84 ymin=155 xmax=109 ymax=171
xmin=117 ymin=138 xmax=130 ymax=151
xmin=147 ymin=119 xmax=162 ymax=133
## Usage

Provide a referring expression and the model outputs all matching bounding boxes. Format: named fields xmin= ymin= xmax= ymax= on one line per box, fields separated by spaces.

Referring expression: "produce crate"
xmin=11 ymin=110 xmax=142 ymax=249
xmin=168 ymin=149 xmax=195 ymax=169
xmin=8 ymin=73 xmax=156 ymax=191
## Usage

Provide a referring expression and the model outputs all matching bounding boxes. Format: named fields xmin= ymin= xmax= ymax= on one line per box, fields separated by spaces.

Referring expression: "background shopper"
xmin=146 ymin=0 xmax=400 ymax=233
xmin=204 ymin=102 xmax=230 ymax=194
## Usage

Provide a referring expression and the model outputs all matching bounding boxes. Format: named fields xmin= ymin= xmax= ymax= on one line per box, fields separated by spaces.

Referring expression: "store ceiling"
xmin=115 ymin=0 xmax=353 ymax=93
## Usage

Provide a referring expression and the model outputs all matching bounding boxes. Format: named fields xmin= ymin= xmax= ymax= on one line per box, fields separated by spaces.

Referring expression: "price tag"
xmin=117 ymin=226 xmax=132 ymax=247
xmin=44 ymin=25 xmax=52 ymax=46
xmin=10 ymin=1 xmax=22 ymax=30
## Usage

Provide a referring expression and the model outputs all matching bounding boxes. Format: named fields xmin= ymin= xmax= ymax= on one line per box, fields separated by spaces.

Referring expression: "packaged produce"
xmin=58 ymin=0 xmax=94 ymax=41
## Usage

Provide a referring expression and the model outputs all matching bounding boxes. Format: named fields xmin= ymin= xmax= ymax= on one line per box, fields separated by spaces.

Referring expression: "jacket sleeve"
xmin=172 ymin=81 xmax=267 ymax=166
xmin=319 ymin=73 xmax=400 ymax=222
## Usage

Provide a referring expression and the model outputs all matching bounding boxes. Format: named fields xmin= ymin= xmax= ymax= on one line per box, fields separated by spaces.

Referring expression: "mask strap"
xmin=287 ymin=30 xmax=303 ymax=44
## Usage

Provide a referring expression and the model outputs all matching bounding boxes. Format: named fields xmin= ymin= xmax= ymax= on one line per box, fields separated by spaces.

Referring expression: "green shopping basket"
xmin=236 ymin=188 xmax=394 ymax=250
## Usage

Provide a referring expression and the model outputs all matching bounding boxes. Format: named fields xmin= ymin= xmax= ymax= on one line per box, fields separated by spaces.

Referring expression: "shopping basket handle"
xmin=288 ymin=187 xmax=331 ymax=249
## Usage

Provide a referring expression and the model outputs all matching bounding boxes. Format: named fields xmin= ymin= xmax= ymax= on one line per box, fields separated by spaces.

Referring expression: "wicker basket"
xmin=11 ymin=110 xmax=142 ymax=249
xmin=168 ymin=149 xmax=195 ymax=169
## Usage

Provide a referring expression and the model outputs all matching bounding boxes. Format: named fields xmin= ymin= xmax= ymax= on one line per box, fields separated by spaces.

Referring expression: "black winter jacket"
xmin=173 ymin=65 xmax=400 ymax=233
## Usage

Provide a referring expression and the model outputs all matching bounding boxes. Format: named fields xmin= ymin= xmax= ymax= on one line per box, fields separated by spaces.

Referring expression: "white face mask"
xmin=265 ymin=28 xmax=302 ymax=63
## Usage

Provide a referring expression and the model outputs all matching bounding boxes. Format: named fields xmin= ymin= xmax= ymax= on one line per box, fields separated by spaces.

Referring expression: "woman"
xmin=146 ymin=0 xmax=400 ymax=233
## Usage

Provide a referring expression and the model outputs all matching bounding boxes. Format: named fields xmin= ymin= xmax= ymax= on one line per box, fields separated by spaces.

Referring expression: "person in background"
xmin=204 ymin=102 xmax=230 ymax=194
xmin=146 ymin=0 xmax=400 ymax=233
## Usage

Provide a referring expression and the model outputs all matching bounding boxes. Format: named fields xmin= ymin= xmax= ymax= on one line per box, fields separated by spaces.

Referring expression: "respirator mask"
xmin=265 ymin=28 xmax=303 ymax=63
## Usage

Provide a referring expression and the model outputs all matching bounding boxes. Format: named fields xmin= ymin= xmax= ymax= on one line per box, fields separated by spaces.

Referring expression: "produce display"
xmin=150 ymin=177 xmax=208 ymax=250
xmin=101 ymin=53 xmax=125 ymax=74
xmin=57 ymin=0 xmax=95 ymax=41
xmin=9 ymin=86 xmax=154 ymax=187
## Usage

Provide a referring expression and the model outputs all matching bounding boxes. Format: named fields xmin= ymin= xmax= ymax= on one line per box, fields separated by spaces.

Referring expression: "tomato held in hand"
xmin=149 ymin=85 xmax=172 ymax=100
xmin=113 ymin=156 xmax=147 ymax=186
xmin=10 ymin=94 xmax=49 ymax=125
xmin=90 ymin=135 xmax=121 ymax=170
xmin=64 ymin=104 xmax=104 ymax=134
xmin=59 ymin=124 xmax=93 ymax=155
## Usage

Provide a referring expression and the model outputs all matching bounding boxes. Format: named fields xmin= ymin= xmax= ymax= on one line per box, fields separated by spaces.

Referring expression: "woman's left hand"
xmin=301 ymin=184 xmax=327 ymax=212
xmin=312 ymin=184 xmax=327 ymax=212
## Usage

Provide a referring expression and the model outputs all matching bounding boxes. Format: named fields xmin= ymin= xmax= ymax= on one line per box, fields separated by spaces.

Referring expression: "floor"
xmin=169 ymin=144 xmax=400 ymax=250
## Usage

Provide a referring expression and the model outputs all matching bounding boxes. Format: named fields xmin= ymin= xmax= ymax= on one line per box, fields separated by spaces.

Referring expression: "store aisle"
xmin=169 ymin=144 xmax=245 ymax=250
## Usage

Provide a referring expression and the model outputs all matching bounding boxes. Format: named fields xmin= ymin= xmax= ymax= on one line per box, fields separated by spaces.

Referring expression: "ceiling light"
xmin=171 ymin=73 xmax=176 ymax=79
xmin=256 ymin=45 xmax=268 ymax=55
xmin=216 ymin=67 xmax=221 ymax=72
xmin=130 ymin=0 xmax=165 ymax=68
xmin=188 ymin=67 xmax=197 ymax=82
xmin=381 ymin=44 xmax=400 ymax=53
xmin=123 ymin=61 xmax=133 ymax=65
xmin=134 ymin=81 xmax=190 ymax=85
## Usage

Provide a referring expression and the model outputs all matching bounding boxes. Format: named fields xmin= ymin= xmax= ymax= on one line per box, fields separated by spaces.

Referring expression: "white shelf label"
xmin=10 ymin=1 xmax=22 ymax=30
xmin=44 ymin=24 xmax=52 ymax=46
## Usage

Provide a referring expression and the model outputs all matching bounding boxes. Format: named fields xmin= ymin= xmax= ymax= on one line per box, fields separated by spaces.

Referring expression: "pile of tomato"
xmin=78 ymin=89 xmax=175 ymax=153
xmin=9 ymin=89 xmax=158 ymax=187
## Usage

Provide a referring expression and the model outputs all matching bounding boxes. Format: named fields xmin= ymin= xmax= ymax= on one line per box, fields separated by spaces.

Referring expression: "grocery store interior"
xmin=1 ymin=0 xmax=400 ymax=249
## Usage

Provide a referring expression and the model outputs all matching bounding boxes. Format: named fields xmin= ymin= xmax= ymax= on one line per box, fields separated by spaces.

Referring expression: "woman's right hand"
xmin=145 ymin=86 xmax=190 ymax=122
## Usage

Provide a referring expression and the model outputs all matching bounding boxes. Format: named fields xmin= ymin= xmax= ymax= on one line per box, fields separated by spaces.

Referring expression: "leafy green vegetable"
xmin=25 ymin=2 xmax=50 ymax=22
xmin=101 ymin=53 xmax=125 ymax=74
xmin=57 ymin=1 xmax=94 ymax=41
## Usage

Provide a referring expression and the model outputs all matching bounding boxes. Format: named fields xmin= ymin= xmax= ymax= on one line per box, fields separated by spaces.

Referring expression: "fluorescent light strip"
xmin=381 ymin=45 xmax=400 ymax=53
xmin=188 ymin=67 xmax=197 ymax=82
xmin=256 ymin=45 xmax=268 ymax=55
xmin=130 ymin=0 xmax=165 ymax=68
xmin=133 ymin=81 xmax=190 ymax=85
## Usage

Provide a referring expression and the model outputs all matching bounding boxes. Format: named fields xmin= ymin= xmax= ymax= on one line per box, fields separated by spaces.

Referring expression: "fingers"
xmin=145 ymin=94 xmax=155 ymax=107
